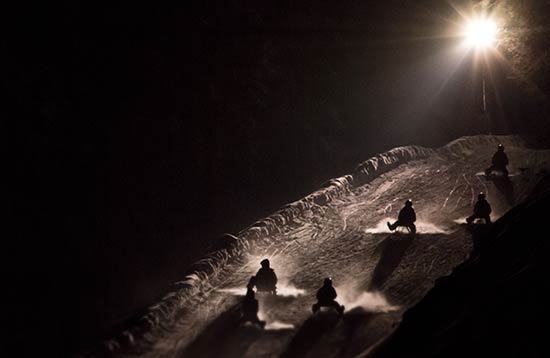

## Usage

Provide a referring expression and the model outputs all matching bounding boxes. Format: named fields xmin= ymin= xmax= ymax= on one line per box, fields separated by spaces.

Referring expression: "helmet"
xmin=498 ymin=144 xmax=504 ymax=150
xmin=323 ymin=277 xmax=333 ymax=286
xmin=261 ymin=258 xmax=270 ymax=268
xmin=405 ymin=199 xmax=413 ymax=207
xmin=478 ymin=192 xmax=486 ymax=200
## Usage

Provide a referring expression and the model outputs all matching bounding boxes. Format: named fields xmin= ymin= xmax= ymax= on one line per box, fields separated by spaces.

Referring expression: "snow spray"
xmin=335 ymin=285 xmax=399 ymax=313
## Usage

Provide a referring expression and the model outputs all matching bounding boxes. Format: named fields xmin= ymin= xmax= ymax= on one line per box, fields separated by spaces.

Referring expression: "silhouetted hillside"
xmin=367 ymin=174 xmax=550 ymax=358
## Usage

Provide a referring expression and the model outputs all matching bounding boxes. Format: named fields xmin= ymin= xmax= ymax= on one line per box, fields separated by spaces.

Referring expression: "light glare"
xmin=464 ymin=18 xmax=497 ymax=49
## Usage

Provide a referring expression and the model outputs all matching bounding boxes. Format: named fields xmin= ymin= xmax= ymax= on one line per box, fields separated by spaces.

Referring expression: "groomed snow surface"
xmin=86 ymin=135 xmax=550 ymax=358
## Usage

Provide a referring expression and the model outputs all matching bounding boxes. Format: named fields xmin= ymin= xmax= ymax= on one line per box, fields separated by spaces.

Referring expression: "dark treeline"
xmin=8 ymin=1 xmax=550 ymax=356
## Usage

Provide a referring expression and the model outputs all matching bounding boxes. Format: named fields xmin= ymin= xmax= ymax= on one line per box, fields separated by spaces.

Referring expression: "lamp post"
xmin=463 ymin=17 xmax=498 ymax=134
xmin=482 ymin=69 xmax=489 ymax=134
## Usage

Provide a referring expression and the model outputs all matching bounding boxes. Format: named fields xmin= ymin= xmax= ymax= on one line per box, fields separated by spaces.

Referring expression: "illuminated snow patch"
xmin=415 ymin=221 xmax=448 ymax=234
xmin=364 ymin=218 xmax=394 ymax=234
xmin=257 ymin=309 xmax=294 ymax=330
xmin=452 ymin=218 xmax=468 ymax=225
xmin=218 ymin=287 xmax=247 ymax=296
xmin=336 ymin=287 xmax=399 ymax=313
xmin=365 ymin=219 xmax=447 ymax=234
xmin=276 ymin=285 xmax=306 ymax=297
xmin=475 ymin=171 xmax=518 ymax=177
xmin=265 ymin=321 xmax=294 ymax=330
xmin=218 ymin=284 xmax=306 ymax=297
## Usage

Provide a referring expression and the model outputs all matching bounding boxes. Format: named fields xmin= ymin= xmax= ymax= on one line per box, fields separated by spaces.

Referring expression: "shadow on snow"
xmin=181 ymin=295 xmax=298 ymax=358
xmin=368 ymin=234 xmax=414 ymax=291
xmin=488 ymin=175 xmax=515 ymax=206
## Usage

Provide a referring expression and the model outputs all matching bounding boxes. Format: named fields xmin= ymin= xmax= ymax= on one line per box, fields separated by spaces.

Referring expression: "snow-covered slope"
xmin=83 ymin=135 xmax=550 ymax=358
xmin=362 ymin=173 xmax=550 ymax=358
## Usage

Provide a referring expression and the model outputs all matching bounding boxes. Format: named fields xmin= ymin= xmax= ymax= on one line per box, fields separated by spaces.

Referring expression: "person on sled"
xmin=312 ymin=277 xmax=345 ymax=315
xmin=251 ymin=258 xmax=278 ymax=295
xmin=239 ymin=288 xmax=266 ymax=328
xmin=485 ymin=144 xmax=509 ymax=177
xmin=466 ymin=192 xmax=492 ymax=224
xmin=387 ymin=199 xmax=417 ymax=234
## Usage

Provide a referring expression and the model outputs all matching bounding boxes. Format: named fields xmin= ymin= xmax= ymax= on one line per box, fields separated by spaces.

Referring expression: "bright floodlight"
xmin=464 ymin=18 xmax=497 ymax=49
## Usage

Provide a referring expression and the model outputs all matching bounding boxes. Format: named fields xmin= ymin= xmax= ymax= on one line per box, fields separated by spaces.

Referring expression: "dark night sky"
xmin=8 ymin=1 xmax=550 ymax=356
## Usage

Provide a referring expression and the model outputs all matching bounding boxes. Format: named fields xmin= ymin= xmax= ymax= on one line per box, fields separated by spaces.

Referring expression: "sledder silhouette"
xmin=387 ymin=199 xmax=416 ymax=235
xmin=248 ymin=258 xmax=278 ymax=295
xmin=239 ymin=288 xmax=266 ymax=328
xmin=466 ymin=192 xmax=492 ymax=224
xmin=312 ymin=278 xmax=345 ymax=315
xmin=485 ymin=144 xmax=509 ymax=178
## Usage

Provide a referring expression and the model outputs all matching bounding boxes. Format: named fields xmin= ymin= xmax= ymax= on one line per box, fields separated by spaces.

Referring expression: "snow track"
xmin=82 ymin=135 xmax=550 ymax=358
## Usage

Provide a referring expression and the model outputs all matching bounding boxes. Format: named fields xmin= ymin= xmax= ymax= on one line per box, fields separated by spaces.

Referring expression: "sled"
xmin=312 ymin=304 xmax=345 ymax=316
xmin=255 ymin=288 xmax=277 ymax=296
xmin=387 ymin=223 xmax=416 ymax=238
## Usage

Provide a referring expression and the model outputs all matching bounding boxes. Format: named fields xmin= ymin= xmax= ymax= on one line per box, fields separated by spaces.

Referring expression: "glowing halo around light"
xmin=463 ymin=18 xmax=498 ymax=49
